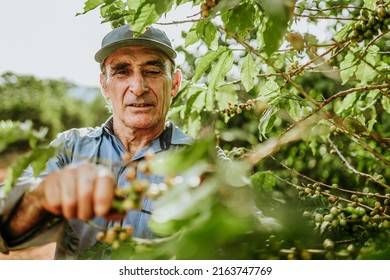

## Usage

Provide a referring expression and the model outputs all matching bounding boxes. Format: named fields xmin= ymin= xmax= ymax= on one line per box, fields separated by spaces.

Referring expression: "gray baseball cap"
xmin=94 ymin=24 xmax=177 ymax=64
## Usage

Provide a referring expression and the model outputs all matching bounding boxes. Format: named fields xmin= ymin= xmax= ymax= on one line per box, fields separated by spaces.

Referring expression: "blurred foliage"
xmin=0 ymin=72 xmax=109 ymax=145
xmin=3 ymin=0 xmax=390 ymax=260
xmin=0 ymin=72 xmax=109 ymax=194
xmin=0 ymin=120 xmax=57 ymax=196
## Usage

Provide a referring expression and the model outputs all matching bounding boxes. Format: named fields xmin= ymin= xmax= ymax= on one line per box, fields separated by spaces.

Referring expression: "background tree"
xmin=0 ymin=72 xmax=109 ymax=198
xmin=0 ymin=72 xmax=109 ymax=144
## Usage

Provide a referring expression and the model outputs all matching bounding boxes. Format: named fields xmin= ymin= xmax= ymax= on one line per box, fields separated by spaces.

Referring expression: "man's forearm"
xmin=3 ymin=190 xmax=50 ymax=241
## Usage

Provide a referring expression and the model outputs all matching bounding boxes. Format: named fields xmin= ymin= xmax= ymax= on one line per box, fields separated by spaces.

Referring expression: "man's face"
xmin=100 ymin=46 xmax=181 ymax=131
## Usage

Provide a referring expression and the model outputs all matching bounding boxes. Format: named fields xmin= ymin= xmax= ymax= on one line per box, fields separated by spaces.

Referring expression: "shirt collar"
xmin=100 ymin=116 xmax=192 ymax=160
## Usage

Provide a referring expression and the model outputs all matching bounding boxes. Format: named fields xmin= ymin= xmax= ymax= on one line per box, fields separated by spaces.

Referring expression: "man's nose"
xmin=128 ymin=72 xmax=149 ymax=96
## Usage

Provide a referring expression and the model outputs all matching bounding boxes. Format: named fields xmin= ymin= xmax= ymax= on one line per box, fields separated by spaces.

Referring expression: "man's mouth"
xmin=128 ymin=103 xmax=153 ymax=107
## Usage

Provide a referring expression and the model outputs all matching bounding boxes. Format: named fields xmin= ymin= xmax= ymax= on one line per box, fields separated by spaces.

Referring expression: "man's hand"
xmin=35 ymin=163 xmax=116 ymax=221
xmin=4 ymin=163 xmax=117 ymax=240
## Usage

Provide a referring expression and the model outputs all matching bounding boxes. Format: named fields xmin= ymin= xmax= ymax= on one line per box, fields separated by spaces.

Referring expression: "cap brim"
xmin=94 ymin=38 xmax=177 ymax=63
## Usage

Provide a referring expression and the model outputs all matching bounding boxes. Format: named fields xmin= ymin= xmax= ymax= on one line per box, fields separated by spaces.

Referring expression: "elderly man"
xmin=0 ymin=24 xmax=192 ymax=259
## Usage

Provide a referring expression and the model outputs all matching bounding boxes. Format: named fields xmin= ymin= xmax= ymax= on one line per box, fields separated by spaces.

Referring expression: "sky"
xmin=0 ymin=0 xmax=196 ymax=88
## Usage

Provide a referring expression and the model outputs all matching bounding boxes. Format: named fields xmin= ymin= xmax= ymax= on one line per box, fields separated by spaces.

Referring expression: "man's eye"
xmin=116 ymin=70 xmax=128 ymax=75
xmin=144 ymin=70 xmax=161 ymax=76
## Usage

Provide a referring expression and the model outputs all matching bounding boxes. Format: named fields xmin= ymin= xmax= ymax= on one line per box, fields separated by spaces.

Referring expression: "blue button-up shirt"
xmin=0 ymin=117 xmax=192 ymax=259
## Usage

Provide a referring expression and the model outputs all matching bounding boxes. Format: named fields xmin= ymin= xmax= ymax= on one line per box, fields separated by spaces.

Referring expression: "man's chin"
xmin=123 ymin=118 xmax=156 ymax=130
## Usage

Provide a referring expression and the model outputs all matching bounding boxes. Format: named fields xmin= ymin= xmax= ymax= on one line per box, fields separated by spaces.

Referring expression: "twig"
xmin=279 ymin=84 xmax=390 ymax=166
xmin=282 ymin=84 xmax=390 ymax=136
xmin=295 ymin=5 xmax=372 ymax=13
xmin=272 ymin=156 xmax=388 ymax=197
xmin=359 ymin=30 xmax=390 ymax=61
xmin=157 ymin=18 xmax=203 ymax=25
xmin=328 ymin=138 xmax=390 ymax=190
xmin=293 ymin=13 xmax=365 ymax=21
xmin=289 ymin=43 xmax=338 ymax=77
xmin=246 ymin=115 xmax=321 ymax=165
xmin=271 ymin=156 xmax=390 ymax=216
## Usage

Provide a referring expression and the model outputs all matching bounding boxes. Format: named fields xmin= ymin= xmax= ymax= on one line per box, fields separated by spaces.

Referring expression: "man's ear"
xmin=100 ymin=74 xmax=109 ymax=99
xmin=170 ymin=69 xmax=182 ymax=98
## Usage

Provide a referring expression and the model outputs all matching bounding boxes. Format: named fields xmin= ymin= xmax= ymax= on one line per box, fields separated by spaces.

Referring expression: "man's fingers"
xmin=93 ymin=167 xmax=116 ymax=217
xmin=39 ymin=172 xmax=62 ymax=216
xmin=59 ymin=168 xmax=78 ymax=219
xmin=76 ymin=165 xmax=96 ymax=221
xmin=37 ymin=163 xmax=116 ymax=220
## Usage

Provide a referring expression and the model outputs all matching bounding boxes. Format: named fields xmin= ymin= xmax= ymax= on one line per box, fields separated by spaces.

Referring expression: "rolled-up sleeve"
xmin=0 ymin=176 xmax=65 ymax=254
xmin=0 ymin=134 xmax=67 ymax=254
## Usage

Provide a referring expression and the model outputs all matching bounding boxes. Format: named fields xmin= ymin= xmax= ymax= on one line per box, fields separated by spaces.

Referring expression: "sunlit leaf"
xmin=356 ymin=61 xmax=376 ymax=84
xmin=258 ymin=80 xmax=280 ymax=102
xmin=131 ymin=4 xmax=160 ymax=34
xmin=150 ymin=138 xmax=215 ymax=176
xmin=216 ymin=84 xmax=238 ymax=111
xmin=77 ymin=0 xmax=105 ymax=15
xmin=255 ymin=0 xmax=291 ymax=56
xmin=287 ymin=99 xmax=303 ymax=121
xmin=258 ymin=107 xmax=278 ymax=140
xmin=340 ymin=51 xmax=357 ymax=85
xmin=241 ymin=53 xmax=257 ymax=92
xmin=336 ymin=92 xmax=357 ymax=114
xmin=0 ymin=120 xmax=47 ymax=153
xmin=192 ymin=47 xmax=228 ymax=83
xmin=196 ymin=20 xmax=218 ymax=49
xmin=150 ymin=173 xmax=216 ymax=235
xmin=208 ymin=49 xmax=233 ymax=89
xmin=250 ymin=171 xmax=276 ymax=192
xmin=3 ymin=146 xmax=57 ymax=196
xmin=334 ymin=21 xmax=354 ymax=42
xmin=206 ymin=48 xmax=233 ymax=111
xmin=382 ymin=96 xmax=390 ymax=114
xmin=126 ymin=0 xmax=142 ymax=10
xmin=131 ymin=0 xmax=174 ymax=34
xmin=185 ymin=23 xmax=199 ymax=47
xmin=221 ymin=1 xmax=257 ymax=39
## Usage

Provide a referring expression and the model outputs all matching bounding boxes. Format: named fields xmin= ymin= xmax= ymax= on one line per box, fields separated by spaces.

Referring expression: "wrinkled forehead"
xmin=101 ymin=45 xmax=173 ymax=71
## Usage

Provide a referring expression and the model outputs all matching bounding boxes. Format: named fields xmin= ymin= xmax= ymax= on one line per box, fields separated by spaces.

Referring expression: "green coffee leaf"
xmin=0 ymin=120 xmax=47 ymax=153
xmin=185 ymin=88 xmax=205 ymax=116
xmin=382 ymin=96 xmax=390 ymax=114
xmin=196 ymin=20 xmax=218 ymax=49
xmin=250 ymin=171 xmax=276 ymax=192
xmin=334 ymin=21 xmax=353 ymax=43
xmin=216 ymin=84 xmax=238 ymax=111
xmin=192 ymin=46 xmax=228 ymax=83
xmin=131 ymin=0 xmax=174 ymax=34
xmin=356 ymin=59 xmax=376 ymax=84
xmin=336 ymin=92 xmax=357 ymax=114
xmin=221 ymin=2 xmax=257 ymax=39
xmin=255 ymin=0 xmax=291 ymax=56
xmin=208 ymin=49 xmax=233 ymax=89
xmin=287 ymin=99 xmax=303 ymax=121
xmin=259 ymin=80 xmax=280 ymax=102
xmin=241 ymin=53 xmax=257 ymax=92
xmin=185 ymin=23 xmax=199 ymax=47
xmin=206 ymin=49 xmax=233 ymax=111
xmin=258 ymin=107 xmax=278 ymax=140
xmin=132 ymin=4 xmax=160 ymax=34
xmin=356 ymin=45 xmax=378 ymax=84
xmin=3 ymin=146 xmax=57 ymax=196
xmin=126 ymin=0 xmax=142 ymax=10
xmin=151 ymin=138 xmax=215 ymax=176
xmin=340 ymin=52 xmax=357 ymax=85
xmin=77 ymin=0 xmax=107 ymax=15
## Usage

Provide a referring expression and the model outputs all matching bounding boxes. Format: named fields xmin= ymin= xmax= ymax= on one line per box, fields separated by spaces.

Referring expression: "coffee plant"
xmin=2 ymin=0 xmax=390 ymax=259
xmin=351 ymin=4 xmax=390 ymax=42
